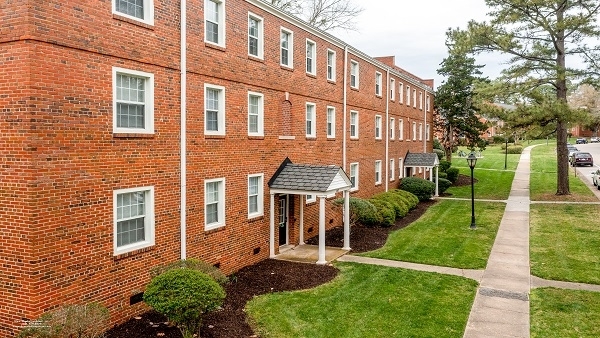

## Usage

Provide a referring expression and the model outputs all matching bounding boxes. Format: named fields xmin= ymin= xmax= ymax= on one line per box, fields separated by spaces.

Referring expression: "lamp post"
xmin=467 ymin=152 xmax=478 ymax=230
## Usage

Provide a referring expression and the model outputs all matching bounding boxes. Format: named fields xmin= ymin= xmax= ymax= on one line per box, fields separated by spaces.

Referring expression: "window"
xmin=248 ymin=92 xmax=264 ymax=136
xmin=248 ymin=174 xmax=263 ymax=218
xmin=248 ymin=13 xmax=263 ymax=58
xmin=306 ymin=195 xmax=316 ymax=203
xmin=398 ymin=158 xmax=403 ymax=178
xmin=398 ymin=119 xmax=404 ymax=140
xmin=390 ymin=159 xmax=395 ymax=181
xmin=326 ymin=106 xmax=335 ymax=138
xmin=419 ymin=91 xmax=423 ymax=110
xmin=375 ymin=115 xmax=382 ymax=139
xmin=413 ymin=89 xmax=417 ymax=107
xmin=114 ymin=186 xmax=154 ymax=255
xmin=113 ymin=67 xmax=154 ymax=134
xmin=205 ymin=0 xmax=225 ymax=47
xmin=204 ymin=84 xmax=225 ymax=135
xmin=390 ymin=118 xmax=395 ymax=140
xmin=327 ymin=49 xmax=336 ymax=81
xmin=350 ymin=60 xmax=359 ymax=88
xmin=349 ymin=162 xmax=359 ymax=191
xmin=399 ymin=83 xmax=404 ymax=104
xmin=419 ymin=123 xmax=423 ymax=141
xmin=412 ymin=122 xmax=417 ymax=141
xmin=406 ymin=86 xmax=411 ymax=106
xmin=426 ymin=124 xmax=430 ymax=141
xmin=426 ymin=95 xmax=431 ymax=112
xmin=390 ymin=78 xmax=396 ymax=100
xmin=113 ymin=0 xmax=154 ymax=25
xmin=375 ymin=160 xmax=382 ymax=185
xmin=375 ymin=72 xmax=382 ymax=96
xmin=280 ymin=28 xmax=293 ymax=67
xmin=205 ymin=178 xmax=225 ymax=230
xmin=306 ymin=103 xmax=316 ymax=137
xmin=306 ymin=39 xmax=316 ymax=75
xmin=350 ymin=110 xmax=358 ymax=138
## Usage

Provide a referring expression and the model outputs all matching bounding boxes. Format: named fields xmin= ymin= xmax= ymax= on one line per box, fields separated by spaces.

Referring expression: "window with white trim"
xmin=113 ymin=0 xmax=154 ymax=25
xmin=350 ymin=162 xmax=359 ymax=191
xmin=306 ymin=195 xmax=316 ymax=203
xmin=350 ymin=60 xmax=359 ymax=88
xmin=114 ymin=186 xmax=155 ymax=255
xmin=426 ymin=95 xmax=431 ymax=112
xmin=327 ymin=49 xmax=336 ymax=81
xmin=390 ymin=78 xmax=396 ymax=100
xmin=375 ymin=115 xmax=382 ymax=139
xmin=306 ymin=39 xmax=316 ymax=75
xmin=412 ymin=122 xmax=417 ymax=141
xmin=350 ymin=110 xmax=358 ymax=138
xmin=205 ymin=0 xmax=225 ymax=47
xmin=375 ymin=72 xmax=382 ymax=96
xmin=248 ymin=174 xmax=263 ymax=218
xmin=390 ymin=118 xmax=395 ymax=140
xmin=205 ymin=178 xmax=225 ymax=230
xmin=204 ymin=84 xmax=225 ymax=135
xmin=390 ymin=159 xmax=395 ymax=181
xmin=406 ymin=85 xmax=411 ymax=106
xmin=399 ymin=83 xmax=404 ymax=104
xmin=419 ymin=91 xmax=423 ymax=110
xmin=306 ymin=102 xmax=316 ymax=137
xmin=113 ymin=67 xmax=154 ymax=134
xmin=248 ymin=13 xmax=263 ymax=59
xmin=419 ymin=123 xmax=423 ymax=141
xmin=426 ymin=124 xmax=430 ymax=141
xmin=248 ymin=91 xmax=263 ymax=136
xmin=326 ymin=106 xmax=335 ymax=138
xmin=375 ymin=160 xmax=382 ymax=184
xmin=413 ymin=89 xmax=417 ymax=107
xmin=280 ymin=28 xmax=293 ymax=67
xmin=398 ymin=158 xmax=403 ymax=178
xmin=398 ymin=119 xmax=404 ymax=140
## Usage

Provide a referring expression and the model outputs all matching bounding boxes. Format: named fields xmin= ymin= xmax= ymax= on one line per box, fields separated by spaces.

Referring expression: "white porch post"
xmin=317 ymin=196 xmax=327 ymax=264
xmin=342 ymin=190 xmax=351 ymax=250
xmin=429 ymin=167 xmax=433 ymax=181
xmin=435 ymin=166 xmax=439 ymax=197
xmin=299 ymin=194 xmax=305 ymax=245
xmin=269 ymin=193 xmax=275 ymax=258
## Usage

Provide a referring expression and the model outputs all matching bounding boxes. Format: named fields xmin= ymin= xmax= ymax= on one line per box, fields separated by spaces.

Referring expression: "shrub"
xmin=143 ymin=269 xmax=226 ymax=338
xmin=389 ymin=189 xmax=419 ymax=209
xmin=439 ymin=160 xmax=452 ymax=173
xmin=501 ymin=142 xmax=521 ymax=150
xmin=150 ymin=258 xmax=228 ymax=284
xmin=506 ymin=145 xmax=523 ymax=154
xmin=436 ymin=177 xmax=452 ymax=193
xmin=333 ymin=197 xmax=379 ymax=227
xmin=446 ymin=167 xmax=460 ymax=183
xmin=399 ymin=177 xmax=435 ymax=201
xmin=433 ymin=138 xmax=443 ymax=150
xmin=371 ymin=191 xmax=409 ymax=218
xmin=18 ymin=302 xmax=109 ymax=338
xmin=433 ymin=148 xmax=445 ymax=161
xmin=368 ymin=199 xmax=396 ymax=227
xmin=438 ymin=171 xmax=448 ymax=179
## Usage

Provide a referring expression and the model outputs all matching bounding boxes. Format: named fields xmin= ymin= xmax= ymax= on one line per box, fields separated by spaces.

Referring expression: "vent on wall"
xmin=213 ymin=262 xmax=221 ymax=269
xmin=308 ymin=227 xmax=314 ymax=233
xmin=253 ymin=247 xmax=261 ymax=255
xmin=130 ymin=292 xmax=144 ymax=305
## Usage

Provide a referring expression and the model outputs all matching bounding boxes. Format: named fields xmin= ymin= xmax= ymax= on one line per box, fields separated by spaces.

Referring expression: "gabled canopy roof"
xmin=268 ymin=158 xmax=351 ymax=195
xmin=404 ymin=152 xmax=439 ymax=167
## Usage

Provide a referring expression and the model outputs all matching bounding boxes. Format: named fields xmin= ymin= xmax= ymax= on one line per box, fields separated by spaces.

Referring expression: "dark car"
xmin=576 ymin=138 xmax=587 ymax=144
xmin=571 ymin=152 xmax=594 ymax=167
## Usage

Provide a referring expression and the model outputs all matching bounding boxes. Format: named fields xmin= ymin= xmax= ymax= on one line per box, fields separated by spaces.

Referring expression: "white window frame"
xmin=375 ymin=72 xmax=382 ymax=96
xmin=350 ymin=60 xmax=359 ymax=89
xmin=390 ymin=159 xmax=395 ymax=181
xmin=306 ymin=194 xmax=316 ymax=204
xmin=426 ymin=95 xmax=431 ymax=112
xmin=413 ymin=89 xmax=417 ymax=108
xmin=205 ymin=178 xmax=226 ymax=230
xmin=419 ymin=123 xmax=423 ymax=141
xmin=375 ymin=115 xmax=382 ymax=140
xmin=426 ymin=124 xmax=430 ymax=141
xmin=399 ymin=158 xmax=403 ymax=178
xmin=113 ymin=186 xmax=155 ymax=255
xmin=326 ymin=106 xmax=335 ymax=139
xmin=419 ymin=91 xmax=423 ymax=110
xmin=327 ymin=49 xmax=336 ymax=82
xmin=280 ymin=28 xmax=294 ymax=68
xmin=375 ymin=160 xmax=382 ymax=185
xmin=390 ymin=117 xmax=395 ymax=140
xmin=406 ymin=86 xmax=411 ymax=106
xmin=350 ymin=162 xmax=359 ymax=191
xmin=398 ymin=119 xmax=404 ymax=140
xmin=248 ymin=174 xmax=264 ymax=219
xmin=350 ymin=110 xmax=359 ymax=139
xmin=306 ymin=102 xmax=316 ymax=138
xmin=248 ymin=91 xmax=264 ymax=136
xmin=204 ymin=84 xmax=226 ymax=136
xmin=113 ymin=67 xmax=155 ymax=134
xmin=306 ymin=39 xmax=316 ymax=75
xmin=390 ymin=78 xmax=396 ymax=101
xmin=204 ymin=0 xmax=226 ymax=48
xmin=412 ymin=122 xmax=417 ymax=141
xmin=399 ymin=83 xmax=404 ymax=104
xmin=112 ymin=0 xmax=154 ymax=25
xmin=248 ymin=12 xmax=264 ymax=59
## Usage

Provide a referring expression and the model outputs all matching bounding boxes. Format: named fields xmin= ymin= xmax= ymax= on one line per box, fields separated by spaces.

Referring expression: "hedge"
xmin=446 ymin=167 xmax=460 ymax=183
xmin=371 ymin=191 xmax=409 ymax=218
xmin=389 ymin=189 xmax=419 ymax=209
xmin=506 ymin=145 xmax=523 ymax=154
xmin=368 ymin=199 xmax=396 ymax=227
xmin=436 ymin=177 xmax=452 ymax=193
xmin=399 ymin=177 xmax=435 ymax=201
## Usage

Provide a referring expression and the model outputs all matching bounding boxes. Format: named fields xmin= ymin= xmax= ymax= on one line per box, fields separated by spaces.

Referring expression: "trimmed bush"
xmin=368 ymin=199 xmax=396 ymax=227
xmin=399 ymin=177 xmax=435 ymax=201
xmin=143 ymin=269 xmax=225 ymax=338
xmin=334 ymin=197 xmax=379 ymax=227
xmin=438 ymin=171 xmax=448 ymax=179
xmin=446 ymin=167 xmax=460 ymax=183
xmin=371 ymin=191 xmax=409 ymax=218
xmin=439 ymin=160 xmax=452 ymax=173
xmin=18 ymin=302 xmax=109 ymax=338
xmin=150 ymin=258 xmax=228 ymax=284
xmin=433 ymin=148 xmax=445 ymax=161
xmin=436 ymin=177 xmax=452 ymax=193
xmin=506 ymin=145 xmax=523 ymax=154
xmin=389 ymin=189 xmax=419 ymax=209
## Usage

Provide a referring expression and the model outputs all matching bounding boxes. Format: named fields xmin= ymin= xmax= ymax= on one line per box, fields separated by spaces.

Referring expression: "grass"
xmin=531 ymin=288 xmax=600 ymax=338
xmin=361 ymin=200 xmax=505 ymax=269
xmin=451 ymin=144 xmax=521 ymax=171
xmin=246 ymin=262 xmax=478 ymax=338
xmin=530 ymin=203 xmax=600 ymax=284
xmin=445 ymin=167 xmax=514 ymax=200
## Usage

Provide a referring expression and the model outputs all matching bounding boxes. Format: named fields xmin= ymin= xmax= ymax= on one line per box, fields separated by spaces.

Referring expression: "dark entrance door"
xmin=278 ymin=195 xmax=288 ymax=246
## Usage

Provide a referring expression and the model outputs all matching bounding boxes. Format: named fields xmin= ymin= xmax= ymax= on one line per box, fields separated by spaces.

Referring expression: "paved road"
xmin=570 ymin=142 xmax=600 ymax=195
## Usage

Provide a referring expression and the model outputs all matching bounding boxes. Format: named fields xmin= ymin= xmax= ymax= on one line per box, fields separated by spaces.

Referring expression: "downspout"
xmin=423 ymin=89 xmax=427 ymax=179
xmin=180 ymin=0 xmax=187 ymax=260
xmin=385 ymin=69 xmax=390 ymax=191
xmin=343 ymin=45 xmax=348 ymax=171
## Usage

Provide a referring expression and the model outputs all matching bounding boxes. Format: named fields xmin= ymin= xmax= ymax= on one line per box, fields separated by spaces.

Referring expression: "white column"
xmin=317 ymin=196 xmax=327 ymax=264
xmin=342 ymin=190 xmax=351 ymax=250
xmin=299 ymin=195 xmax=305 ymax=245
xmin=429 ymin=167 xmax=433 ymax=181
xmin=269 ymin=193 xmax=275 ymax=258
xmin=435 ymin=166 xmax=439 ymax=197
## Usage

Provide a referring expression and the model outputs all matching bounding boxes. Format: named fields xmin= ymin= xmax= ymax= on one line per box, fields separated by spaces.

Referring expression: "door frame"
xmin=278 ymin=194 xmax=289 ymax=246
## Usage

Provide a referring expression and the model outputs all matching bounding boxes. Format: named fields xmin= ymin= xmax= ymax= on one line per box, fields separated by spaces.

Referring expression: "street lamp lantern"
xmin=467 ymin=152 xmax=477 ymax=229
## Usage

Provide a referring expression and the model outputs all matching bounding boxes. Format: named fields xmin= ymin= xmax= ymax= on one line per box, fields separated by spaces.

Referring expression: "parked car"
xmin=592 ymin=169 xmax=600 ymax=189
xmin=590 ymin=137 xmax=600 ymax=143
xmin=568 ymin=147 xmax=579 ymax=164
xmin=571 ymin=152 xmax=594 ymax=167
xmin=576 ymin=138 xmax=587 ymax=144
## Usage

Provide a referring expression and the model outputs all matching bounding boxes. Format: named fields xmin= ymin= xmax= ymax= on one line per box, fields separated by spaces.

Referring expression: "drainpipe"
xmin=423 ymin=90 xmax=427 ymax=153
xmin=343 ymin=45 xmax=348 ymax=171
xmin=180 ymin=0 xmax=187 ymax=260
xmin=385 ymin=69 xmax=390 ymax=192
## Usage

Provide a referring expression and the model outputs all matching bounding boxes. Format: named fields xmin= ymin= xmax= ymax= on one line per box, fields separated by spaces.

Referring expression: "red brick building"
xmin=0 ymin=0 xmax=434 ymax=334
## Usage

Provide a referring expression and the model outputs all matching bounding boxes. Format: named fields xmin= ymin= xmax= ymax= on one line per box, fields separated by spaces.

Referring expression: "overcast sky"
xmin=334 ymin=0 xmax=505 ymax=89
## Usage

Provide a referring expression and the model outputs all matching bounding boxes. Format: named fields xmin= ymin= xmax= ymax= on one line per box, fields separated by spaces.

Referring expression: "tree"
xmin=434 ymin=46 xmax=489 ymax=162
xmin=269 ymin=0 xmax=363 ymax=32
xmin=452 ymin=0 xmax=600 ymax=195
xmin=568 ymin=83 xmax=600 ymax=136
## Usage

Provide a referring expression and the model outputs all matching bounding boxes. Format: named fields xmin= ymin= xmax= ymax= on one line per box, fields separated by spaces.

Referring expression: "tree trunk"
xmin=555 ymin=4 xmax=570 ymax=195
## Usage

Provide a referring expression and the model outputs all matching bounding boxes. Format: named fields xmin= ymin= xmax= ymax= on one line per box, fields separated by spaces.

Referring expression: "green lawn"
xmin=531 ymin=288 xmax=600 ymax=338
xmin=361 ymin=200 xmax=505 ymax=269
xmin=530 ymin=204 xmax=600 ymax=284
xmin=451 ymin=144 xmax=521 ymax=171
xmin=246 ymin=262 xmax=477 ymax=338
xmin=445 ymin=167 xmax=514 ymax=200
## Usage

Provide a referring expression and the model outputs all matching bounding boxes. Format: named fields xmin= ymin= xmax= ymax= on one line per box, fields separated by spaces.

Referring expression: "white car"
xmin=593 ymin=169 xmax=600 ymax=190
xmin=590 ymin=137 xmax=600 ymax=143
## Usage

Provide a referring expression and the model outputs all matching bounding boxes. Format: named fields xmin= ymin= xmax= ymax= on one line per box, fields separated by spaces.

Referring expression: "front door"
xmin=278 ymin=195 xmax=288 ymax=246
